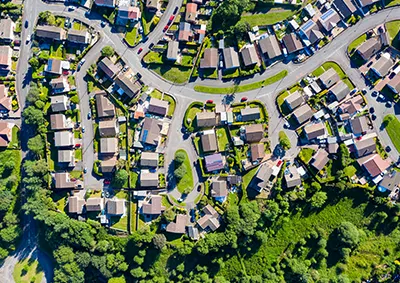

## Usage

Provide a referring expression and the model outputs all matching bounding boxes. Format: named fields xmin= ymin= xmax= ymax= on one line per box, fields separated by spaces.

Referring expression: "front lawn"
xmin=216 ymin=127 xmax=230 ymax=152
xmin=385 ymin=20 xmax=400 ymax=49
xmin=383 ymin=114 xmax=400 ymax=152
xmin=149 ymin=64 xmax=191 ymax=84
xmin=74 ymin=148 xmax=82 ymax=160
xmin=174 ymin=149 xmax=194 ymax=194
xmin=385 ymin=0 xmax=400 ymax=7
xmin=111 ymin=215 xmax=128 ymax=231
xmin=298 ymin=148 xmax=315 ymax=163
xmin=240 ymin=4 xmax=298 ymax=27
xmin=347 ymin=34 xmax=367 ymax=55
xmin=125 ymin=27 xmax=141 ymax=46
xmin=163 ymin=93 xmax=176 ymax=116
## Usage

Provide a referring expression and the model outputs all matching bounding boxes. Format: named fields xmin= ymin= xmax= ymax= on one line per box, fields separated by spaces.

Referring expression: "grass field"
xmin=216 ymin=127 xmax=230 ymax=152
xmin=385 ymin=20 xmax=400 ymax=49
xmin=347 ymin=34 xmax=367 ymax=55
xmin=240 ymin=4 xmax=298 ymax=27
xmin=149 ymin=64 xmax=191 ymax=84
xmin=194 ymin=70 xmax=288 ymax=94
xmin=163 ymin=93 xmax=176 ymax=116
xmin=125 ymin=27 xmax=141 ymax=46
xmin=383 ymin=114 xmax=400 ymax=152
xmin=312 ymin=61 xmax=347 ymax=79
xmin=298 ymin=148 xmax=314 ymax=163
xmin=13 ymin=258 xmax=44 ymax=283
xmin=175 ymin=149 xmax=194 ymax=195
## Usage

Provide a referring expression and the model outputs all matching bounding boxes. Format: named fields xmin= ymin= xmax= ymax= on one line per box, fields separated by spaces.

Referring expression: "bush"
xmin=279 ymin=131 xmax=291 ymax=150
xmin=101 ymin=46 xmax=115 ymax=58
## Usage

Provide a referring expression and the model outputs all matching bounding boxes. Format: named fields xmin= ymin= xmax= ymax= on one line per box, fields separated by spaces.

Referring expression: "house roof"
xmin=140 ymin=152 xmax=158 ymax=167
xmin=211 ymin=180 xmax=228 ymax=198
xmin=54 ymin=131 xmax=73 ymax=147
xmin=118 ymin=6 xmax=141 ymax=20
xmin=357 ymin=153 xmax=390 ymax=177
xmin=86 ymin=198 xmax=103 ymax=211
xmin=99 ymin=119 xmax=117 ymax=137
xmin=0 ymin=18 xmax=14 ymax=41
xmin=245 ymin=124 xmax=264 ymax=143
xmin=300 ymin=20 xmax=324 ymax=44
xmin=285 ymin=166 xmax=302 ymax=188
xmin=319 ymin=68 xmax=340 ymax=89
xmin=0 ymin=121 xmax=11 ymax=147
xmin=0 ymin=85 xmax=11 ymax=112
xmin=223 ymin=47 xmax=240 ymax=69
xmin=203 ymin=204 xmax=219 ymax=217
xmin=187 ymin=225 xmax=199 ymax=240
xmin=333 ymin=0 xmax=357 ymax=18
xmin=0 ymin=46 xmax=11 ymax=69
xmin=304 ymin=122 xmax=326 ymax=140
xmin=359 ymin=0 xmax=379 ymax=7
xmin=196 ymin=112 xmax=217 ymax=128
xmin=166 ymin=214 xmax=189 ymax=234
xmin=50 ymin=77 xmax=68 ymax=91
xmin=318 ymin=8 xmax=341 ymax=31
xmin=178 ymin=22 xmax=193 ymax=42
xmin=185 ymin=3 xmax=198 ymax=23
xmin=67 ymin=29 xmax=89 ymax=44
xmin=328 ymin=143 xmax=339 ymax=154
xmin=371 ymin=53 xmax=394 ymax=77
xmin=255 ymin=163 xmax=274 ymax=182
xmin=354 ymin=137 xmax=375 ymax=156
xmin=204 ymin=153 xmax=224 ymax=172
xmin=339 ymin=95 xmax=364 ymax=114
xmin=96 ymin=92 xmax=115 ymax=118
xmin=115 ymin=73 xmax=141 ymax=98
xmin=351 ymin=115 xmax=369 ymax=135
xmin=293 ymin=104 xmax=313 ymax=124
xmin=55 ymin=172 xmax=75 ymax=189
xmin=356 ymin=37 xmax=381 ymax=61
xmin=95 ymin=0 xmax=116 ymax=7
xmin=241 ymin=45 xmax=259 ymax=67
xmin=50 ymin=114 xmax=69 ymax=130
xmin=101 ymin=157 xmax=117 ymax=173
xmin=167 ymin=41 xmax=179 ymax=60
xmin=148 ymin=97 xmax=169 ymax=116
xmin=311 ymin=148 xmax=329 ymax=171
xmin=142 ymin=195 xmax=165 ymax=215
xmin=68 ymin=196 xmax=85 ymax=214
xmin=140 ymin=118 xmax=162 ymax=145
xmin=100 ymin=137 xmax=118 ymax=154
xmin=250 ymin=143 xmax=265 ymax=161
xmin=285 ymin=90 xmax=304 ymax=110
xmin=45 ymin=58 xmax=62 ymax=75
xmin=200 ymin=48 xmax=218 ymax=69
xmin=379 ymin=172 xmax=400 ymax=192
xmin=36 ymin=25 xmax=66 ymax=40
xmin=282 ymin=33 xmax=303 ymax=53
xmin=98 ymin=57 xmax=120 ymax=78
xmin=388 ymin=73 xmax=400 ymax=93
xmin=330 ymin=80 xmax=350 ymax=101
xmin=107 ymin=199 xmax=125 ymax=215
xmin=241 ymin=107 xmax=260 ymax=121
xmin=258 ymin=35 xmax=282 ymax=59
xmin=201 ymin=131 xmax=218 ymax=152
xmin=140 ymin=172 xmax=158 ymax=187
xmin=58 ymin=149 xmax=74 ymax=163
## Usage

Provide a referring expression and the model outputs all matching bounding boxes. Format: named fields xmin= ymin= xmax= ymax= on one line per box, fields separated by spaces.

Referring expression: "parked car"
xmin=173 ymin=6 xmax=179 ymax=14
xmin=163 ymin=25 xmax=169 ymax=32
xmin=361 ymin=88 xmax=367 ymax=94
xmin=241 ymin=97 xmax=248 ymax=102
xmin=79 ymin=58 xmax=86 ymax=66
xmin=65 ymin=18 xmax=71 ymax=28
xmin=101 ymin=21 xmax=106 ymax=27
xmin=104 ymin=179 xmax=111 ymax=185
xmin=386 ymin=146 xmax=392 ymax=152
xmin=24 ymin=20 xmax=28 ymax=28
xmin=137 ymin=47 xmax=143 ymax=54
xmin=369 ymin=107 xmax=375 ymax=113
xmin=75 ymin=143 xmax=81 ymax=148
xmin=83 ymin=167 xmax=87 ymax=173
xmin=372 ymin=90 xmax=378 ymax=97
xmin=82 ymin=126 xmax=85 ymax=133
xmin=68 ymin=6 xmax=76 ymax=11
xmin=25 ymin=34 xmax=30 ymax=44
xmin=168 ymin=15 xmax=174 ymax=23
xmin=371 ymin=114 xmax=377 ymax=120
xmin=136 ymin=72 xmax=142 ymax=79
xmin=87 ymin=112 xmax=91 ymax=119
xmin=149 ymin=43 xmax=154 ymax=49
xmin=206 ymin=99 xmax=213 ymax=104
xmin=386 ymin=101 xmax=393 ymax=108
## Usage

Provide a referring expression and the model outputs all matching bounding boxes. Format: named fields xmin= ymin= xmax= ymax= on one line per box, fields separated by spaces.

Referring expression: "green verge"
xmin=385 ymin=20 xmax=400 ymax=49
xmin=383 ymin=114 xmax=400 ymax=152
xmin=194 ymin=70 xmax=288 ymax=94
xmin=347 ymin=34 xmax=367 ymax=56
xmin=175 ymin=149 xmax=194 ymax=194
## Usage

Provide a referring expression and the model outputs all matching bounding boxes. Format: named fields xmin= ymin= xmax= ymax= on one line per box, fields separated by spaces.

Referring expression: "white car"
xmin=79 ymin=58 xmax=86 ymax=66
xmin=68 ymin=6 xmax=76 ymax=11
xmin=26 ymin=34 xmax=30 ymax=43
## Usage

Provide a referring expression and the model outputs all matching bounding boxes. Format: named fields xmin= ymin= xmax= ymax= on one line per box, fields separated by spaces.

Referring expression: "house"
xmin=304 ymin=122 xmax=326 ymax=140
xmin=146 ymin=0 xmax=159 ymax=11
xmin=245 ymin=124 xmax=264 ymax=143
xmin=319 ymin=69 xmax=340 ymax=89
xmin=50 ymin=77 xmax=70 ymax=93
xmin=58 ymin=150 xmax=74 ymax=164
xmin=299 ymin=20 xmax=324 ymax=45
xmin=204 ymin=153 xmax=224 ymax=172
xmin=54 ymin=131 xmax=74 ymax=147
xmin=35 ymin=25 xmax=67 ymax=41
xmin=166 ymin=41 xmax=179 ymax=61
xmin=0 ymin=46 xmax=12 ymax=72
xmin=0 ymin=18 xmax=15 ymax=42
xmin=96 ymin=91 xmax=115 ymax=118
xmin=258 ymin=35 xmax=282 ymax=59
xmin=318 ymin=9 xmax=342 ymax=32
xmin=387 ymin=73 xmax=400 ymax=94
xmin=285 ymin=166 xmax=302 ymax=188
xmin=45 ymin=58 xmax=62 ymax=75
xmin=328 ymin=143 xmax=339 ymax=154
xmin=55 ymin=172 xmax=76 ymax=189
xmin=329 ymin=80 xmax=350 ymax=101
xmin=68 ymin=196 xmax=85 ymax=214
xmin=293 ymin=104 xmax=313 ymax=125
xmin=50 ymin=114 xmax=73 ymax=131
xmin=196 ymin=112 xmax=217 ymax=128
xmin=100 ymin=137 xmax=118 ymax=155
xmin=240 ymin=45 xmax=259 ymax=67
xmin=241 ymin=107 xmax=260 ymax=122
xmin=94 ymin=0 xmax=116 ymax=7
xmin=338 ymin=95 xmax=364 ymax=115
xmin=140 ymin=152 xmax=158 ymax=167
xmin=356 ymin=38 xmax=382 ymax=61
xmin=178 ymin=22 xmax=193 ymax=42
xmin=200 ymin=48 xmax=218 ymax=69
xmin=148 ymin=98 xmax=169 ymax=116
xmin=117 ymin=6 xmax=141 ymax=25
xmin=201 ymin=130 xmax=218 ymax=152
xmin=357 ymin=0 xmax=379 ymax=7
xmin=333 ymin=0 xmax=357 ymax=18
xmin=142 ymin=195 xmax=165 ymax=216
xmin=166 ymin=214 xmax=189 ymax=234
xmin=107 ymin=199 xmax=125 ymax=215
xmin=50 ymin=95 xmax=69 ymax=112
xmin=86 ymin=198 xmax=104 ymax=212
xmin=195 ymin=24 xmax=206 ymax=44
xmin=115 ymin=73 xmax=141 ymax=98
xmin=227 ymin=175 xmax=242 ymax=187
xmin=284 ymin=91 xmax=304 ymax=111
xmin=311 ymin=148 xmax=329 ymax=171
xmin=304 ymin=3 xmax=316 ymax=17
xmin=354 ymin=137 xmax=376 ymax=157
xmin=99 ymin=119 xmax=118 ymax=137
xmin=98 ymin=57 xmax=120 ymax=79
xmin=101 ymin=157 xmax=117 ymax=173
xmin=223 ymin=47 xmax=240 ymax=69
xmin=197 ymin=205 xmax=221 ymax=231
xmin=250 ymin=143 xmax=265 ymax=162
xmin=0 ymin=85 xmax=11 ymax=113
xmin=67 ymin=29 xmax=90 ymax=44
xmin=370 ymin=53 xmax=394 ymax=77
xmin=140 ymin=118 xmax=162 ymax=146
xmin=211 ymin=180 xmax=228 ymax=203
xmin=350 ymin=115 xmax=369 ymax=136
xmin=282 ymin=33 xmax=304 ymax=54
xmin=378 ymin=171 xmax=400 ymax=193
xmin=185 ymin=3 xmax=198 ymax=23
xmin=0 ymin=122 xmax=12 ymax=147
xmin=253 ymin=163 xmax=275 ymax=192
xmin=357 ymin=153 xmax=390 ymax=177
xmin=140 ymin=172 xmax=158 ymax=187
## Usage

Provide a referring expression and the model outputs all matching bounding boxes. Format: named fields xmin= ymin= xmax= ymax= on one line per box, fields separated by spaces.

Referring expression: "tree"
xmin=163 ymin=209 xmax=176 ymax=222
xmin=28 ymin=57 xmax=39 ymax=69
xmin=27 ymin=135 xmax=45 ymax=156
xmin=309 ymin=191 xmax=327 ymax=208
xmin=174 ymin=151 xmax=186 ymax=165
xmin=108 ymin=276 xmax=126 ymax=283
xmin=339 ymin=143 xmax=351 ymax=167
xmin=335 ymin=222 xmax=360 ymax=249
xmin=174 ymin=165 xmax=187 ymax=180
xmin=23 ymin=159 xmax=48 ymax=177
xmin=152 ymin=234 xmax=166 ymax=250
xmin=130 ymin=267 xmax=146 ymax=279
xmin=279 ymin=131 xmax=291 ymax=150
xmin=113 ymin=169 xmax=128 ymax=188
xmin=38 ymin=11 xmax=55 ymax=25
xmin=70 ymin=95 xmax=79 ymax=104
xmin=26 ymin=83 xmax=41 ymax=104
xmin=0 ymin=190 xmax=13 ymax=212
xmin=23 ymin=106 xmax=45 ymax=126
xmin=101 ymin=46 xmax=115 ymax=58
xmin=209 ymin=0 xmax=249 ymax=33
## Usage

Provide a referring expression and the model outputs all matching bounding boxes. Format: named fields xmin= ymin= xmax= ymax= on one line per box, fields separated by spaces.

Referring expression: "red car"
xmin=137 ymin=47 xmax=143 ymax=54
xmin=75 ymin=143 xmax=81 ymax=148
xmin=241 ymin=97 xmax=248 ymax=102
xmin=163 ymin=25 xmax=169 ymax=32
xmin=168 ymin=15 xmax=174 ymax=23
xmin=206 ymin=99 xmax=213 ymax=104
xmin=104 ymin=179 xmax=111 ymax=185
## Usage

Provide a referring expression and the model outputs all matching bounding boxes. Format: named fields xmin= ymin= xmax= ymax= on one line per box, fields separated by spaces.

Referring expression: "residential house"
xmin=357 ymin=153 xmax=390 ymax=177
xmin=211 ymin=180 xmax=228 ymax=203
xmin=311 ymin=148 xmax=329 ymax=171
xmin=140 ymin=172 xmax=158 ymax=187
xmin=50 ymin=77 xmax=70 ymax=94
xmin=200 ymin=48 xmax=218 ymax=69
xmin=250 ymin=143 xmax=265 ymax=162
xmin=94 ymin=0 xmax=116 ymax=7
xmin=50 ymin=114 xmax=73 ymax=131
xmin=240 ymin=45 xmax=259 ymax=67
xmin=148 ymin=98 xmax=169 ymax=116
xmin=58 ymin=150 xmax=74 ymax=165
xmin=140 ymin=152 xmax=158 ymax=167
xmin=146 ymin=0 xmax=159 ymax=12
xmin=245 ymin=124 xmax=264 ymax=143
xmin=378 ymin=171 xmax=400 ymax=193
xmin=329 ymin=80 xmax=350 ymax=101
xmin=115 ymin=73 xmax=141 ymax=98
xmin=370 ymin=53 xmax=394 ymax=77
xmin=86 ymin=198 xmax=104 ymax=212
xmin=99 ymin=119 xmax=118 ymax=137
xmin=333 ymin=0 xmax=357 ymax=18
xmin=35 ymin=25 xmax=67 ymax=41
xmin=50 ymin=95 xmax=69 ymax=112
xmin=55 ymin=172 xmax=76 ymax=189
xmin=318 ymin=9 xmax=342 ymax=32
xmin=166 ymin=214 xmax=189 ymax=234
xmin=350 ymin=115 xmax=369 ymax=136
xmin=282 ymin=33 xmax=304 ymax=54
xmin=68 ymin=196 xmax=85 ymax=214
xmin=319 ymin=68 xmax=340 ymax=89
xmin=166 ymin=41 xmax=179 ymax=61
xmin=178 ymin=22 xmax=193 ymax=42
xmin=54 ymin=131 xmax=74 ymax=147
xmin=328 ymin=142 xmax=339 ymax=154
xmin=284 ymin=91 xmax=304 ymax=111
xmin=354 ymin=137 xmax=375 ymax=157
xmin=67 ymin=29 xmax=90 ymax=44
xmin=201 ymin=130 xmax=218 ymax=152
xmin=195 ymin=24 xmax=206 ymax=44
xmin=98 ymin=57 xmax=120 ymax=79
xmin=304 ymin=122 xmax=326 ymax=140
xmin=100 ymin=137 xmax=118 ymax=155
xmin=387 ymin=73 xmax=400 ymax=94
xmin=0 ymin=18 xmax=15 ymax=42
xmin=285 ymin=166 xmax=302 ymax=188
xmin=241 ymin=107 xmax=260 ymax=122
xmin=142 ymin=195 xmax=165 ymax=217
xmin=196 ymin=112 xmax=217 ymax=128
xmin=101 ymin=156 xmax=117 ymax=173
xmin=253 ymin=163 xmax=274 ymax=192
xmin=185 ymin=3 xmax=198 ymax=23
xmin=0 ymin=46 xmax=12 ymax=72
xmin=258 ymin=35 xmax=282 ymax=59
xmin=356 ymin=0 xmax=379 ymax=7
xmin=117 ymin=6 xmax=142 ymax=25
xmin=304 ymin=3 xmax=316 ymax=17
xmin=204 ymin=153 xmax=224 ymax=172
xmin=45 ymin=58 xmax=62 ymax=75
xmin=0 ymin=121 xmax=11 ymax=147
xmin=356 ymin=38 xmax=382 ymax=61
xmin=96 ymin=91 xmax=115 ymax=118
xmin=197 ymin=204 xmax=221 ymax=231
xmin=107 ymin=199 xmax=125 ymax=215
xmin=293 ymin=104 xmax=313 ymax=125
xmin=0 ymin=85 xmax=11 ymax=113
xmin=223 ymin=47 xmax=240 ymax=69
xmin=140 ymin=118 xmax=162 ymax=146
xmin=227 ymin=175 xmax=242 ymax=187
xmin=338 ymin=95 xmax=364 ymax=115
xmin=299 ymin=20 xmax=324 ymax=45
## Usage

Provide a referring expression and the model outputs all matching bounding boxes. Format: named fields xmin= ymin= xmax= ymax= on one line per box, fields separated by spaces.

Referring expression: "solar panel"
xmin=321 ymin=9 xmax=335 ymax=21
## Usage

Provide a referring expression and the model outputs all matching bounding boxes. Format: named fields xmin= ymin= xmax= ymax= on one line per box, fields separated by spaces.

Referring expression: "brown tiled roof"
xmin=185 ymin=3 xmax=198 ymax=23
xmin=245 ymin=124 xmax=264 ymax=143
xmin=357 ymin=154 xmax=390 ymax=177
xmin=250 ymin=143 xmax=265 ymax=161
xmin=142 ymin=195 xmax=165 ymax=214
xmin=311 ymin=148 xmax=329 ymax=171
xmin=282 ymin=33 xmax=303 ymax=53
xmin=98 ymin=57 xmax=120 ymax=78
xmin=211 ymin=180 xmax=228 ymax=198
xmin=99 ymin=119 xmax=118 ymax=137
xmin=0 ymin=85 xmax=11 ymax=112
xmin=201 ymin=131 xmax=218 ymax=152
xmin=196 ymin=112 xmax=217 ymax=128
xmin=304 ymin=122 xmax=326 ymax=140
xmin=55 ymin=172 xmax=75 ymax=189
xmin=200 ymin=48 xmax=218 ymax=69
xmin=107 ymin=199 xmax=125 ymax=215
xmin=148 ymin=97 xmax=169 ymax=116
xmin=258 ymin=35 xmax=282 ymax=59
xmin=36 ymin=25 xmax=66 ymax=40
xmin=96 ymin=92 xmax=115 ymax=118
xmin=166 ymin=214 xmax=188 ymax=234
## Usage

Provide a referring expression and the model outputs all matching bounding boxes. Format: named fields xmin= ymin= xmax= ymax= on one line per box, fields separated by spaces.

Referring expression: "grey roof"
xmin=142 ymin=195 xmax=165 ymax=214
xmin=250 ymin=143 xmax=265 ymax=161
xmin=351 ymin=115 xmax=369 ymax=135
xmin=67 ymin=29 xmax=89 ymax=44
xmin=188 ymin=225 xmax=199 ymax=240
xmin=115 ymin=74 xmax=141 ymax=98
xmin=167 ymin=41 xmax=179 ymax=60
xmin=211 ymin=180 xmax=228 ymax=198
xmin=140 ymin=118 xmax=162 ymax=145
xmin=330 ymin=80 xmax=350 ymax=101
xmin=98 ymin=57 xmax=120 ymax=78
xmin=101 ymin=157 xmax=117 ymax=173
xmin=223 ymin=47 xmax=240 ymax=69
xmin=258 ymin=35 xmax=282 ymax=59
xmin=50 ymin=114 xmax=70 ymax=130
xmin=311 ymin=149 xmax=329 ymax=171
xmin=304 ymin=122 xmax=326 ymax=140
xmin=241 ymin=45 xmax=259 ymax=67
xmin=245 ymin=124 xmax=264 ymax=143
xmin=318 ymin=68 xmax=340 ymax=89
xmin=166 ymin=214 xmax=189 ymax=234
xmin=285 ymin=166 xmax=301 ymax=188
xmin=45 ymin=58 xmax=62 ymax=75
xmin=54 ymin=131 xmax=73 ymax=147
xmin=0 ymin=18 xmax=14 ymax=41
xmin=100 ymin=137 xmax=118 ymax=154
xmin=371 ymin=54 xmax=394 ymax=77
xmin=68 ymin=196 xmax=85 ymax=214
xmin=379 ymin=172 xmax=400 ymax=192
xmin=148 ymin=97 xmax=169 ymax=116
xmin=282 ymin=33 xmax=303 ymax=53
xmin=285 ymin=91 xmax=304 ymax=110
xmin=354 ymin=137 xmax=376 ymax=156
xmin=356 ymin=38 xmax=381 ymax=61
xmin=201 ymin=131 xmax=218 ymax=152
xmin=140 ymin=152 xmax=159 ymax=167
xmin=255 ymin=163 xmax=274 ymax=182
xmin=96 ymin=91 xmax=115 ymax=118
xmin=293 ymin=104 xmax=313 ymax=124
xmin=55 ymin=172 xmax=76 ymax=189
xmin=58 ymin=149 xmax=74 ymax=163
xmin=196 ymin=112 xmax=217 ymax=128
xmin=36 ymin=25 xmax=66 ymax=40
xmin=388 ymin=73 xmax=400 ymax=93
xmin=240 ymin=107 xmax=260 ymax=122
xmin=333 ymin=0 xmax=357 ymax=18
xmin=359 ymin=0 xmax=379 ymax=7
xmin=107 ymin=199 xmax=125 ymax=215
xmin=300 ymin=20 xmax=324 ymax=44
xmin=99 ymin=119 xmax=118 ymax=137
xmin=140 ymin=172 xmax=158 ymax=187
xmin=86 ymin=198 xmax=104 ymax=211
xmin=318 ymin=9 xmax=342 ymax=31
xmin=200 ymin=48 xmax=218 ymax=69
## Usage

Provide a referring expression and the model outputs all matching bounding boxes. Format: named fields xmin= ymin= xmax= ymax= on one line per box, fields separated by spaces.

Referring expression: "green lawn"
xmin=385 ymin=20 xmax=400 ymax=49
xmin=385 ymin=0 xmax=400 ymax=7
xmin=111 ymin=215 xmax=128 ymax=231
xmin=298 ymin=148 xmax=315 ymax=163
xmin=194 ymin=70 xmax=288 ymax=94
xmin=143 ymin=51 xmax=164 ymax=64
xmin=150 ymin=89 xmax=163 ymax=99
xmin=8 ymin=126 xmax=19 ymax=148
xmin=115 ymin=190 xmax=129 ymax=200
xmin=240 ymin=5 xmax=298 ymax=27
xmin=242 ymin=166 xmax=258 ymax=192
xmin=163 ymin=93 xmax=176 ymax=116
xmin=175 ymin=149 xmax=194 ymax=195
xmin=74 ymin=148 xmax=82 ymax=160
xmin=125 ymin=27 xmax=140 ymax=46
xmin=13 ymin=258 xmax=44 ymax=283
xmin=130 ymin=201 xmax=137 ymax=231
xmin=70 ymin=170 xmax=83 ymax=180
xmin=383 ymin=114 xmax=400 ymax=152
xmin=347 ymin=34 xmax=367 ymax=55
xmin=216 ymin=127 xmax=230 ymax=152
xmin=50 ymin=43 xmax=64 ymax=59
xmin=149 ymin=64 xmax=191 ymax=84
xmin=73 ymin=21 xmax=83 ymax=30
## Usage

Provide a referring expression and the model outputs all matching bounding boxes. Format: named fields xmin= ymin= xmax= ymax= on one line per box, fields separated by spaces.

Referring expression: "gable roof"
xmin=178 ymin=22 xmax=193 ymax=42
xmin=140 ymin=118 xmax=162 ymax=145
xmin=354 ymin=136 xmax=375 ymax=156
xmin=293 ymin=104 xmax=313 ymax=124
xmin=258 ymin=35 xmax=282 ymax=59
xmin=200 ymin=48 xmax=218 ymax=69
xmin=241 ymin=45 xmax=259 ymax=67
xmin=0 ymin=121 xmax=11 ymax=147
xmin=250 ymin=143 xmax=265 ymax=161
xmin=55 ymin=172 xmax=76 ymax=189
xmin=140 ymin=152 xmax=159 ymax=167
xmin=285 ymin=90 xmax=304 ymax=110
xmin=196 ymin=112 xmax=217 ymax=128
xmin=54 ymin=131 xmax=73 ymax=147
xmin=0 ymin=85 xmax=11 ymax=112
xmin=300 ymin=20 xmax=324 ymax=44
xmin=0 ymin=18 xmax=14 ymax=41
xmin=388 ymin=73 xmax=400 ymax=93
xmin=204 ymin=153 xmax=224 ymax=172
xmin=371 ymin=53 xmax=394 ymax=77
xmin=96 ymin=91 xmax=115 ymax=118
xmin=98 ymin=57 xmax=120 ymax=78
xmin=100 ymin=137 xmax=118 ymax=154
xmin=357 ymin=154 xmax=390 ymax=177
xmin=282 ymin=33 xmax=303 ymax=53
xmin=329 ymin=80 xmax=350 ymax=101
xmin=333 ymin=0 xmax=357 ymax=18
xmin=304 ymin=122 xmax=326 ymax=140
xmin=201 ymin=130 xmax=218 ymax=152
xmin=166 ymin=214 xmax=189 ymax=234
xmin=118 ymin=6 xmax=141 ymax=20
xmin=311 ymin=148 xmax=329 ymax=171
xmin=142 ymin=195 xmax=165 ymax=214
xmin=67 ymin=29 xmax=89 ymax=44
xmin=167 ymin=41 xmax=179 ymax=60
xmin=285 ymin=166 xmax=302 ymax=188
xmin=211 ymin=180 xmax=228 ymax=198
xmin=223 ymin=47 xmax=240 ymax=69
xmin=50 ymin=114 xmax=70 ymax=130
xmin=319 ymin=68 xmax=340 ymax=89
xmin=68 ymin=196 xmax=85 ymax=214
xmin=148 ymin=97 xmax=169 ymax=116
xmin=99 ymin=119 xmax=118 ymax=137
xmin=115 ymin=74 xmax=141 ymax=98
xmin=36 ymin=25 xmax=66 ymax=40
xmin=185 ymin=3 xmax=198 ymax=23
xmin=351 ymin=115 xmax=369 ymax=135
xmin=107 ymin=199 xmax=125 ymax=215
xmin=245 ymin=124 xmax=264 ymax=143
xmin=318 ymin=8 xmax=342 ymax=32
xmin=241 ymin=107 xmax=260 ymax=122
xmin=0 ymin=46 xmax=12 ymax=69
xmin=140 ymin=172 xmax=158 ymax=187
xmin=356 ymin=37 xmax=381 ymax=61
